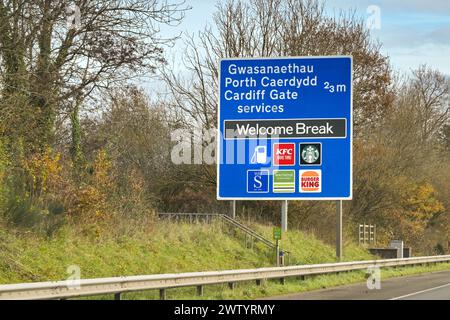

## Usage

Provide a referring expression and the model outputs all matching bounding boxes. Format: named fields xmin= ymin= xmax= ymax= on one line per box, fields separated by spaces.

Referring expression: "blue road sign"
xmin=217 ymin=56 xmax=352 ymax=200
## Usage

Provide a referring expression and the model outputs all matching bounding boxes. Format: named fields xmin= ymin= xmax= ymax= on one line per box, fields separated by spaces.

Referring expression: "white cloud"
xmin=373 ymin=25 xmax=450 ymax=48
xmin=377 ymin=0 xmax=450 ymax=13
xmin=385 ymin=43 xmax=450 ymax=75
xmin=326 ymin=0 xmax=450 ymax=14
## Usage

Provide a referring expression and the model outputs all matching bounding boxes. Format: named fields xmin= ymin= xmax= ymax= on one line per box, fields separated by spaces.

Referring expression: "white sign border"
xmin=216 ymin=55 xmax=353 ymax=201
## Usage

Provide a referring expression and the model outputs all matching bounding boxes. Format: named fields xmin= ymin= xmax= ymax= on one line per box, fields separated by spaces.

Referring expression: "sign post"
xmin=281 ymin=200 xmax=288 ymax=232
xmin=336 ymin=200 xmax=343 ymax=260
xmin=217 ymin=56 xmax=353 ymax=259
xmin=230 ymin=200 xmax=236 ymax=219
xmin=273 ymin=227 xmax=282 ymax=267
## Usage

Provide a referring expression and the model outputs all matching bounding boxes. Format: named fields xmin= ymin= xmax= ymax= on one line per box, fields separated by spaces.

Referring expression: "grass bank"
xmin=0 ymin=220 xmax=370 ymax=284
xmin=1 ymin=221 xmax=448 ymax=299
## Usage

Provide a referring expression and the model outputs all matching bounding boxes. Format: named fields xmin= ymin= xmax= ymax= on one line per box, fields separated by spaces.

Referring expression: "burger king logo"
xmin=300 ymin=170 xmax=322 ymax=193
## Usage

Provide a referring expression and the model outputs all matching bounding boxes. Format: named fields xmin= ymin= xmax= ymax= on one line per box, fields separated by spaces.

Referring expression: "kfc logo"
xmin=273 ymin=143 xmax=295 ymax=166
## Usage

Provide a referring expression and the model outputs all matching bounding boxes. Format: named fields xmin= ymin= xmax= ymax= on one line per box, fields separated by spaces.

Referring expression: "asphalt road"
xmin=266 ymin=269 xmax=450 ymax=300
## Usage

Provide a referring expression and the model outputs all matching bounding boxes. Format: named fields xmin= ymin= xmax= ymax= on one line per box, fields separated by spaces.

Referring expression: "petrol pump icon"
xmin=250 ymin=146 xmax=267 ymax=164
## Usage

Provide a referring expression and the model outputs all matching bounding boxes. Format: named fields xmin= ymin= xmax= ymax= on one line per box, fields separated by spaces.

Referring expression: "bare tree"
xmin=410 ymin=65 xmax=450 ymax=142
xmin=0 ymin=0 xmax=189 ymax=154
xmin=162 ymin=0 xmax=393 ymax=189
xmin=164 ymin=0 xmax=393 ymax=133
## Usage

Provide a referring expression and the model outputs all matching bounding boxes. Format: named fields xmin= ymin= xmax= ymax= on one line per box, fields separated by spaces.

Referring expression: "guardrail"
xmin=1 ymin=255 xmax=449 ymax=300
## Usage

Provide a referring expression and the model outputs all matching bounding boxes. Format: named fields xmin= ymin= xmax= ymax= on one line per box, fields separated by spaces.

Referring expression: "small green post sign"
xmin=273 ymin=227 xmax=282 ymax=240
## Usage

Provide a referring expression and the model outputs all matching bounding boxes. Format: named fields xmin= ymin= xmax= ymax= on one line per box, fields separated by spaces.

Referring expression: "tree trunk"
xmin=70 ymin=100 xmax=84 ymax=177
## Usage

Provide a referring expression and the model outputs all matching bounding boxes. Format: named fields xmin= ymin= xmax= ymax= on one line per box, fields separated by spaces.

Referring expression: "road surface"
xmin=265 ymin=269 xmax=450 ymax=300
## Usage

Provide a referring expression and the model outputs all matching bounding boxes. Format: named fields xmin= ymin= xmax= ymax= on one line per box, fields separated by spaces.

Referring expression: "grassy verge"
xmin=1 ymin=220 xmax=448 ymax=300
xmin=0 ymin=221 xmax=372 ymax=284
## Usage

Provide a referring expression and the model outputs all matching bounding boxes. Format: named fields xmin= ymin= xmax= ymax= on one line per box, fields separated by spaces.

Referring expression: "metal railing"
xmin=220 ymin=214 xmax=275 ymax=249
xmin=1 ymin=255 xmax=449 ymax=300
xmin=157 ymin=212 xmax=222 ymax=224
xmin=359 ymin=223 xmax=376 ymax=246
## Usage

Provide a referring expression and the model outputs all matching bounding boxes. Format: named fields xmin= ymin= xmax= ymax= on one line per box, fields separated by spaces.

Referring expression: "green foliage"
xmin=0 ymin=0 xmax=448 ymax=272
xmin=0 ymin=147 xmax=66 ymax=234
xmin=70 ymin=103 xmax=85 ymax=175
xmin=3 ymin=196 xmax=65 ymax=237
xmin=0 ymin=139 xmax=10 ymax=205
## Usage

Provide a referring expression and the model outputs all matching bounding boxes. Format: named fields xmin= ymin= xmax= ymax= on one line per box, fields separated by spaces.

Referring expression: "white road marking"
xmin=390 ymin=283 xmax=450 ymax=300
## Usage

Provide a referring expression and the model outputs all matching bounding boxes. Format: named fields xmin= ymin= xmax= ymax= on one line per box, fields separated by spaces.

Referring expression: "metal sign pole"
xmin=281 ymin=200 xmax=288 ymax=232
xmin=276 ymin=239 xmax=280 ymax=267
xmin=336 ymin=200 xmax=343 ymax=260
xmin=230 ymin=200 xmax=236 ymax=219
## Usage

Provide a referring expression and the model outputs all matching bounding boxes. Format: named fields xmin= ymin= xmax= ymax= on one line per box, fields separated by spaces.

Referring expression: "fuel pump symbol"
xmin=251 ymin=146 xmax=267 ymax=164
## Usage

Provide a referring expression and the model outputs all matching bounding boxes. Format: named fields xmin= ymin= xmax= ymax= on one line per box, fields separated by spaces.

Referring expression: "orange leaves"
xmin=405 ymin=183 xmax=444 ymax=220
xmin=392 ymin=180 xmax=445 ymax=244
xmin=16 ymin=147 xmax=114 ymax=224
xmin=67 ymin=149 xmax=113 ymax=223
xmin=91 ymin=149 xmax=112 ymax=192
xmin=21 ymin=147 xmax=63 ymax=198
xmin=68 ymin=185 xmax=106 ymax=221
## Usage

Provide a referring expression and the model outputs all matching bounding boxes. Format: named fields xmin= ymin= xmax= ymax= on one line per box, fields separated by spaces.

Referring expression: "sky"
xmin=160 ymin=0 xmax=450 ymax=76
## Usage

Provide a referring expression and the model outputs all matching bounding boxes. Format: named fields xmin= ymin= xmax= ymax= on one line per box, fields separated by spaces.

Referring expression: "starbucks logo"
xmin=300 ymin=143 xmax=322 ymax=165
